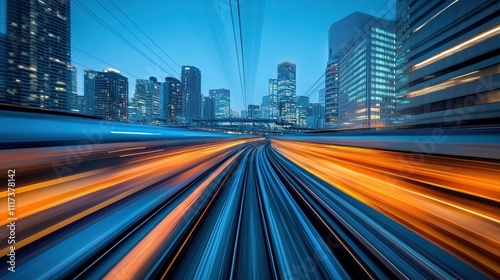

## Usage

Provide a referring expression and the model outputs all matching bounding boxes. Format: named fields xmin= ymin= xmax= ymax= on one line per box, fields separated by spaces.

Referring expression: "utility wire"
xmin=302 ymin=72 xmax=325 ymax=98
xmin=228 ymin=0 xmax=246 ymax=109
xmin=236 ymin=0 xmax=247 ymax=109
xmin=72 ymin=0 xmax=174 ymax=77
xmin=72 ymin=47 xmax=142 ymax=80
xmin=108 ymin=0 xmax=181 ymax=69
xmin=94 ymin=0 xmax=179 ymax=76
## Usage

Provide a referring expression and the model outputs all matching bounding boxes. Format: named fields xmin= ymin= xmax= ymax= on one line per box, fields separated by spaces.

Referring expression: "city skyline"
xmin=0 ymin=0 xmax=395 ymax=113
xmin=0 ymin=1 xmax=499 ymax=278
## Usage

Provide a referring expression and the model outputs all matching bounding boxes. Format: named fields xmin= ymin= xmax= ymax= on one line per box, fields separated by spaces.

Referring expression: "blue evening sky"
xmin=1 ymin=0 xmax=395 ymax=112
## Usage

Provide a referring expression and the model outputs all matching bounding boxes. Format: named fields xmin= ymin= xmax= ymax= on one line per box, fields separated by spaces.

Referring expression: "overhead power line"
xmin=95 ymin=0 xmax=179 ymax=76
xmin=72 ymin=0 xmax=175 ymax=77
xmin=108 ymin=0 xmax=181 ymax=69
xmin=72 ymin=46 xmax=142 ymax=80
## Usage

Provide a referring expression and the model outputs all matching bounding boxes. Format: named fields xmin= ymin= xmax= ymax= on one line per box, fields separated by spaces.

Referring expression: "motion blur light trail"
xmin=272 ymin=139 xmax=500 ymax=277
xmin=0 ymin=136 xmax=496 ymax=279
xmin=0 ymin=138 xmax=257 ymax=256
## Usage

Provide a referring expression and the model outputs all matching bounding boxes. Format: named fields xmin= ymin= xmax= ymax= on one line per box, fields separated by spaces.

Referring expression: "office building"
xmin=241 ymin=109 xmax=248 ymax=119
xmin=3 ymin=0 xmax=71 ymax=111
xmin=163 ymin=77 xmax=183 ymax=124
xmin=396 ymin=0 xmax=500 ymax=125
xmin=319 ymin=88 xmax=326 ymax=106
xmin=93 ymin=68 xmax=128 ymax=122
xmin=68 ymin=65 xmax=78 ymax=112
xmin=307 ymin=103 xmax=325 ymax=129
xmin=181 ymin=65 xmax=202 ymax=124
xmin=261 ymin=95 xmax=271 ymax=119
xmin=84 ymin=69 xmax=98 ymax=115
xmin=248 ymin=104 xmax=261 ymax=119
xmin=296 ymin=95 xmax=310 ymax=127
xmin=128 ymin=94 xmax=146 ymax=124
xmin=230 ymin=109 xmax=239 ymax=118
xmin=326 ymin=12 xmax=396 ymax=128
xmin=135 ymin=77 xmax=160 ymax=125
xmin=203 ymin=96 xmax=214 ymax=119
xmin=147 ymin=77 xmax=160 ymax=125
xmin=277 ymin=62 xmax=297 ymax=124
xmin=0 ymin=33 xmax=6 ymax=95
xmin=268 ymin=78 xmax=278 ymax=119
xmin=324 ymin=60 xmax=339 ymax=128
xmin=209 ymin=88 xmax=230 ymax=119
xmin=77 ymin=95 xmax=85 ymax=114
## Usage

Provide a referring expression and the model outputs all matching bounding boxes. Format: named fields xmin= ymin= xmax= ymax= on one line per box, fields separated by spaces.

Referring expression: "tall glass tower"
xmin=209 ymin=88 xmax=230 ymax=119
xmin=267 ymin=78 xmax=278 ymax=119
xmin=181 ymin=66 xmax=202 ymax=124
xmin=0 ymin=33 xmax=6 ymax=95
xmin=327 ymin=12 xmax=396 ymax=128
xmin=94 ymin=69 xmax=128 ymax=122
xmin=164 ymin=77 xmax=183 ymax=124
xmin=277 ymin=61 xmax=297 ymax=124
xmin=3 ymin=0 xmax=71 ymax=111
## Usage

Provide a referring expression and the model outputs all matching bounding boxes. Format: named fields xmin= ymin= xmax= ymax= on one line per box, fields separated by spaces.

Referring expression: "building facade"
xmin=146 ymin=77 xmax=160 ymax=125
xmin=296 ymin=95 xmax=310 ymax=127
xmin=0 ymin=33 xmax=6 ymax=95
xmin=163 ymin=77 xmax=183 ymax=124
xmin=307 ymin=103 xmax=325 ymax=129
xmin=247 ymin=104 xmax=261 ymax=119
xmin=396 ymin=0 xmax=500 ymax=126
xmin=3 ymin=0 xmax=71 ymax=111
xmin=181 ymin=65 xmax=202 ymax=124
xmin=134 ymin=77 xmax=160 ymax=125
xmin=319 ymin=88 xmax=326 ymax=106
xmin=203 ymin=96 xmax=214 ymax=120
xmin=327 ymin=12 xmax=396 ymax=128
xmin=324 ymin=60 xmax=339 ymax=128
xmin=84 ymin=69 xmax=98 ymax=115
xmin=267 ymin=78 xmax=278 ymax=119
xmin=93 ymin=69 xmax=128 ymax=122
xmin=68 ymin=65 xmax=79 ymax=112
xmin=261 ymin=95 xmax=271 ymax=119
xmin=209 ymin=88 xmax=230 ymax=119
xmin=277 ymin=62 xmax=297 ymax=124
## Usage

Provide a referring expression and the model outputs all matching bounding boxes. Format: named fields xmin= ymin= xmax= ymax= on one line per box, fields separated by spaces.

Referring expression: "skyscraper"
xmin=277 ymin=62 xmax=297 ymax=124
xmin=94 ymin=69 xmax=128 ymax=122
xmin=130 ymin=79 xmax=147 ymax=124
xmin=68 ymin=65 xmax=78 ymax=112
xmin=0 ymin=33 xmax=6 ymax=95
xmin=146 ymin=77 xmax=160 ymax=125
xmin=181 ymin=66 xmax=202 ymax=124
xmin=296 ymin=95 xmax=310 ymax=128
xmin=327 ymin=12 xmax=396 ymax=128
xmin=324 ymin=61 xmax=339 ymax=128
xmin=77 ymin=95 xmax=85 ymax=114
xmin=203 ymin=96 xmax=214 ymax=120
xmin=248 ymin=104 xmax=261 ymax=119
xmin=261 ymin=95 xmax=271 ymax=119
xmin=3 ymin=0 xmax=71 ymax=111
xmin=307 ymin=103 xmax=325 ymax=129
xmin=134 ymin=77 xmax=160 ymax=125
xmin=209 ymin=88 xmax=230 ymax=119
xmin=268 ymin=78 xmax=278 ymax=119
xmin=84 ymin=69 xmax=98 ymax=115
xmin=319 ymin=88 xmax=326 ymax=106
xmin=396 ymin=0 xmax=499 ymax=126
xmin=163 ymin=77 xmax=183 ymax=124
